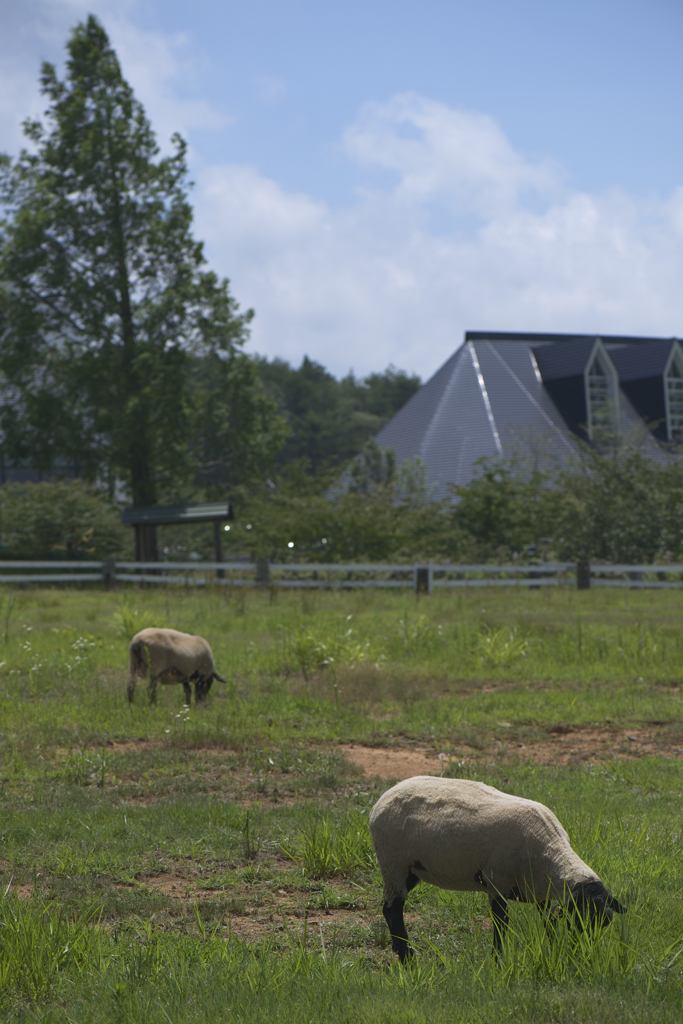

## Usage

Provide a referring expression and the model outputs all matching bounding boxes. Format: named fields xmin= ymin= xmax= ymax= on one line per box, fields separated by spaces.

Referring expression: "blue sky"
xmin=1 ymin=0 xmax=682 ymax=378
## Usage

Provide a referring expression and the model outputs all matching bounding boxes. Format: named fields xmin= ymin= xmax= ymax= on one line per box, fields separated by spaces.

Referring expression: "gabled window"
xmin=664 ymin=343 xmax=683 ymax=441
xmin=585 ymin=340 xmax=619 ymax=439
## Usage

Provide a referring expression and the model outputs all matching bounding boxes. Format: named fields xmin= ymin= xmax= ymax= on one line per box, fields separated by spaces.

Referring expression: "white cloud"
xmin=195 ymin=93 xmax=683 ymax=378
xmin=343 ymin=94 xmax=561 ymax=216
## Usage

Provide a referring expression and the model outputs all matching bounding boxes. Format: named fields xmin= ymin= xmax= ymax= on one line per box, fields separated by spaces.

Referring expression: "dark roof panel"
xmin=606 ymin=341 xmax=677 ymax=440
xmin=607 ymin=340 xmax=674 ymax=381
xmin=531 ymin=338 xmax=596 ymax=381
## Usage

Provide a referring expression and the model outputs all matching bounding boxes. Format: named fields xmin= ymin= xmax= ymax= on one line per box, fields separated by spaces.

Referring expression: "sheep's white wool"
xmin=369 ymin=776 xmax=597 ymax=905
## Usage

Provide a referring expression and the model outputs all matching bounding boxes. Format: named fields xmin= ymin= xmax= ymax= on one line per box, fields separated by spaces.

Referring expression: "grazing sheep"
xmin=369 ymin=776 xmax=626 ymax=962
xmin=127 ymin=627 xmax=226 ymax=705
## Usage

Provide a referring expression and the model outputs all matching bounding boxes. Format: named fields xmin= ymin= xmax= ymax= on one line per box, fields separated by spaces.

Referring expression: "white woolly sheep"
xmin=127 ymin=627 xmax=226 ymax=705
xmin=369 ymin=776 xmax=626 ymax=961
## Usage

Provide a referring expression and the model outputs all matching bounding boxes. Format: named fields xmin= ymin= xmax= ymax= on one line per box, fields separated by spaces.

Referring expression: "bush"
xmin=449 ymin=443 xmax=683 ymax=564
xmin=0 ymin=480 xmax=131 ymax=559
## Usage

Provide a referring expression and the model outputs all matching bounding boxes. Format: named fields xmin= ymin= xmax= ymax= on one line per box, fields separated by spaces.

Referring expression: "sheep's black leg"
xmin=182 ymin=680 xmax=192 ymax=706
xmin=147 ymin=675 xmax=158 ymax=704
xmin=383 ymin=869 xmax=420 ymax=963
xmin=127 ymin=678 xmax=136 ymax=703
xmin=490 ymin=895 xmax=509 ymax=957
xmin=383 ymin=898 xmax=412 ymax=962
xmin=194 ymin=675 xmax=212 ymax=703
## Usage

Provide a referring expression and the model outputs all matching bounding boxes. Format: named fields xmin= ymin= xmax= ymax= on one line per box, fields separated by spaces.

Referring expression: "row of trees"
xmin=6 ymin=437 xmax=683 ymax=565
xmin=450 ymin=445 xmax=683 ymax=564
xmin=222 ymin=441 xmax=683 ymax=565
xmin=0 ymin=480 xmax=129 ymax=559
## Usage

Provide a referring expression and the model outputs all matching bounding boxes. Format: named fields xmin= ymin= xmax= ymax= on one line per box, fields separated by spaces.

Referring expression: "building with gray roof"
xmin=375 ymin=331 xmax=683 ymax=500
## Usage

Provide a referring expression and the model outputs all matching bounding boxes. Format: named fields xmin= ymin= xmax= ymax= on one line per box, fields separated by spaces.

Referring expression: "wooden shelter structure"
xmin=122 ymin=502 xmax=233 ymax=574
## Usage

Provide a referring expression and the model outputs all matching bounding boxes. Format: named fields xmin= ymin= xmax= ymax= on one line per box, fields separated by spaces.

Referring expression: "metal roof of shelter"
xmin=375 ymin=331 xmax=682 ymax=501
xmin=122 ymin=501 xmax=233 ymax=526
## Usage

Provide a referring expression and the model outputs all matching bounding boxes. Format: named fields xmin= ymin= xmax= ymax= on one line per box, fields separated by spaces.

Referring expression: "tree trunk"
xmin=135 ymin=524 xmax=158 ymax=562
xmin=107 ymin=118 xmax=156 ymax=509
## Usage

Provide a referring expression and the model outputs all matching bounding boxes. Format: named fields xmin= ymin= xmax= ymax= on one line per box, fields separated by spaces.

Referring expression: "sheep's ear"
xmin=608 ymin=895 xmax=627 ymax=914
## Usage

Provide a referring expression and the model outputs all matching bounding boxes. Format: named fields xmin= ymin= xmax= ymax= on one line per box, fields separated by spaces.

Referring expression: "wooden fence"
xmin=0 ymin=559 xmax=683 ymax=591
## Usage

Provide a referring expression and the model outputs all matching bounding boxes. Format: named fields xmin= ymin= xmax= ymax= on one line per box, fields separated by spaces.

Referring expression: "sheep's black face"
xmin=584 ymin=898 xmax=612 ymax=931
xmin=569 ymin=881 xmax=626 ymax=933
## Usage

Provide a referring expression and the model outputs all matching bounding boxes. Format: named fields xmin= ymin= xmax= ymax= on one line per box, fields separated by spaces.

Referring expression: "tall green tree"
xmin=0 ymin=15 xmax=282 ymax=509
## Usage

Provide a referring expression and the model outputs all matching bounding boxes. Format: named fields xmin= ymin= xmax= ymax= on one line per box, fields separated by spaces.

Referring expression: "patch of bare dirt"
xmin=132 ymin=873 xmax=371 ymax=945
xmin=138 ymin=873 xmax=197 ymax=897
xmin=14 ymin=883 xmax=34 ymax=900
xmin=343 ymin=745 xmax=442 ymax=779
xmin=509 ymin=726 xmax=683 ymax=766
xmin=342 ymin=726 xmax=683 ymax=779
xmin=0 ymin=878 xmax=35 ymax=900
xmin=234 ymin=906 xmax=368 ymax=943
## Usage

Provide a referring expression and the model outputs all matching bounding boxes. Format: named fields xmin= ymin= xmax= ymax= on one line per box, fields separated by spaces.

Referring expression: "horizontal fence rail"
xmin=0 ymin=559 xmax=683 ymax=590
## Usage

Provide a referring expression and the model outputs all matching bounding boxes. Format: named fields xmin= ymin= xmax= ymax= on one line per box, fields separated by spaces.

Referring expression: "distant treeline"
xmin=257 ymin=357 xmax=421 ymax=474
xmin=0 ymin=353 xmax=419 ymax=498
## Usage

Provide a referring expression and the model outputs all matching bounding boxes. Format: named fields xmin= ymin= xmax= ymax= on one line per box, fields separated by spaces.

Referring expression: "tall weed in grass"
xmin=277 ymin=617 xmax=373 ymax=679
xmin=0 ymin=895 xmax=104 ymax=1002
xmin=0 ymin=593 xmax=16 ymax=644
xmin=281 ymin=810 xmax=375 ymax=878
xmin=394 ymin=612 xmax=443 ymax=654
xmin=112 ymin=599 xmax=167 ymax=641
xmin=494 ymin=904 xmax=637 ymax=986
xmin=474 ymin=625 xmax=532 ymax=669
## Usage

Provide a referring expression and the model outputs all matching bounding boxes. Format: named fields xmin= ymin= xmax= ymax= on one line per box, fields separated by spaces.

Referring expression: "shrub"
xmin=0 ymin=479 xmax=130 ymax=559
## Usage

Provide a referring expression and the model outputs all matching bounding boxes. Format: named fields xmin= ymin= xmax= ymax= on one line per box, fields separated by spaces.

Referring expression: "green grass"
xmin=1 ymin=584 xmax=683 ymax=1021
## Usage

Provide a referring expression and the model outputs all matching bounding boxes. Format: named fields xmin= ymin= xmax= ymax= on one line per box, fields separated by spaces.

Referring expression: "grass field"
xmin=1 ymin=583 xmax=683 ymax=1022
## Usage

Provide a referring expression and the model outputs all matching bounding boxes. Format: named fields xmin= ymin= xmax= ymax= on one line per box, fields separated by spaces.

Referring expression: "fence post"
xmin=576 ymin=561 xmax=591 ymax=590
xmin=256 ymin=559 xmax=270 ymax=587
xmin=213 ymin=519 xmax=225 ymax=579
xmin=102 ymin=557 xmax=116 ymax=590
xmin=415 ymin=564 xmax=432 ymax=595
xmin=528 ymin=558 xmax=540 ymax=589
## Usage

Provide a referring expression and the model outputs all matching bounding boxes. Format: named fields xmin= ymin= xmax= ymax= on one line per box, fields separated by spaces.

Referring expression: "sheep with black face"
xmin=369 ymin=776 xmax=626 ymax=961
xmin=127 ymin=627 xmax=226 ymax=705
